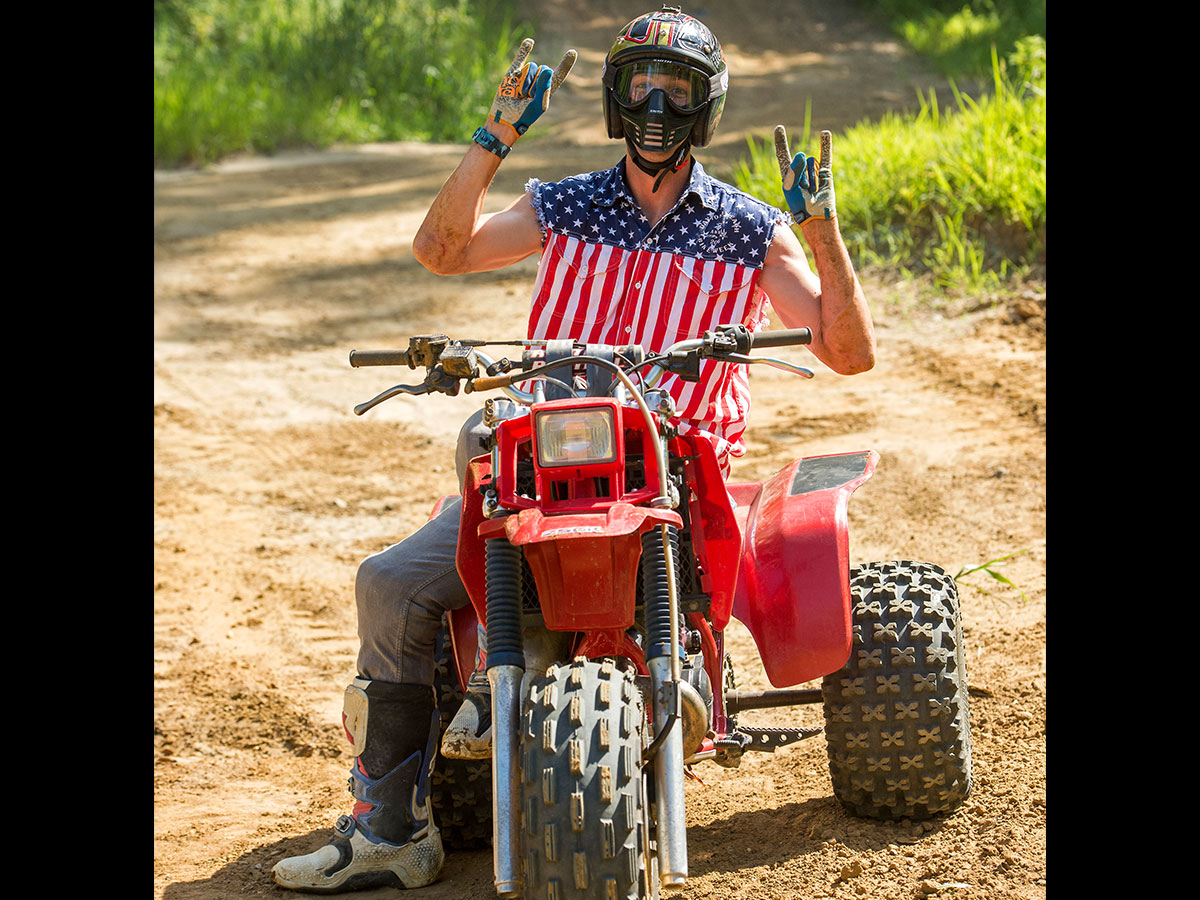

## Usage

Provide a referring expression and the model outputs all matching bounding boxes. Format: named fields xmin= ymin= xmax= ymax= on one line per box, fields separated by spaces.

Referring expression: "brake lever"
xmin=354 ymin=363 xmax=469 ymax=415
xmin=354 ymin=381 xmax=434 ymax=416
xmin=717 ymin=352 xmax=815 ymax=378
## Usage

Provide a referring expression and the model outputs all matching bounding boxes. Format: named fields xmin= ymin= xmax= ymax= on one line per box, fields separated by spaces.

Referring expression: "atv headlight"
xmin=535 ymin=407 xmax=617 ymax=467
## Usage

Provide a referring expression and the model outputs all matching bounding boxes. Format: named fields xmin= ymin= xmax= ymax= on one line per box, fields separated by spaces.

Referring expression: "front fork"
xmin=485 ymin=525 xmax=690 ymax=896
xmin=483 ymin=538 xmax=574 ymax=897
xmin=642 ymin=524 xmax=688 ymax=887
xmin=483 ymin=537 xmax=525 ymax=898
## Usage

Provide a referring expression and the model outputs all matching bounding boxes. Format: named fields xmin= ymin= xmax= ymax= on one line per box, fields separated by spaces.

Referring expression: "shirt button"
xmin=634 ymin=282 xmax=642 ymax=289
xmin=624 ymin=326 xmax=632 ymax=334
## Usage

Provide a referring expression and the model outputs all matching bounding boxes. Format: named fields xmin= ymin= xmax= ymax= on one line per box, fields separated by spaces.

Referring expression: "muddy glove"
xmin=775 ymin=127 xmax=836 ymax=224
xmin=487 ymin=39 xmax=576 ymax=142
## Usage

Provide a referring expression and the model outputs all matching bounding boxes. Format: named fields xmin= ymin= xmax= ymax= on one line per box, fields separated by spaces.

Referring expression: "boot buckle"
xmin=334 ymin=814 xmax=356 ymax=838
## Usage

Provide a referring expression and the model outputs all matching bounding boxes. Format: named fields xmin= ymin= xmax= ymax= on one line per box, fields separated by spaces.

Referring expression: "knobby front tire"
xmin=520 ymin=657 xmax=652 ymax=900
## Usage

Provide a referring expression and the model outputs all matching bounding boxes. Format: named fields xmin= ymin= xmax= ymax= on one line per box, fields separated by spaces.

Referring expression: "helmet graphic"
xmin=602 ymin=6 xmax=728 ymax=151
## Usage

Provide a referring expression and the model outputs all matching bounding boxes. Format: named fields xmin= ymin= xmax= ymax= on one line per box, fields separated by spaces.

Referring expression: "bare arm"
xmin=411 ymin=39 xmax=573 ymax=276
xmin=757 ymin=219 xmax=875 ymax=375
xmin=763 ymin=126 xmax=875 ymax=374
xmin=411 ymin=145 xmax=543 ymax=275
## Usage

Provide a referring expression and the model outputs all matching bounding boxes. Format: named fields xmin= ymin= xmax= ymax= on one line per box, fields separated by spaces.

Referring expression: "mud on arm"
xmin=758 ymin=223 xmax=875 ymax=375
xmin=411 ymin=38 xmax=573 ymax=276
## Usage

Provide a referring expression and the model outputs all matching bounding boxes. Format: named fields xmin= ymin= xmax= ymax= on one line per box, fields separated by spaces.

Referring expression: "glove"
xmin=775 ymin=126 xmax=836 ymax=224
xmin=488 ymin=39 xmax=576 ymax=141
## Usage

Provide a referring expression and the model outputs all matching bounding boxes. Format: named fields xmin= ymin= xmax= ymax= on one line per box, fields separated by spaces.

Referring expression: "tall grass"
xmin=733 ymin=39 xmax=1045 ymax=292
xmin=855 ymin=0 xmax=1046 ymax=79
xmin=153 ymin=0 xmax=525 ymax=167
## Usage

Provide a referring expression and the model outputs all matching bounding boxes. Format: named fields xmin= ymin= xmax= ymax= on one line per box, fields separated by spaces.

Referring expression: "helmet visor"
xmin=611 ymin=60 xmax=710 ymax=113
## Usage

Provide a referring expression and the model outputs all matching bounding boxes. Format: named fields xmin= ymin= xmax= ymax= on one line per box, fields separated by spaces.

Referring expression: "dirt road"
xmin=153 ymin=2 xmax=1045 ymax=898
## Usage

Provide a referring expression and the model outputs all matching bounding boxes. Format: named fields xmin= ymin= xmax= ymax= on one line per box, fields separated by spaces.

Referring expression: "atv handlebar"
xmin=349 ymin=349 xmax=412 ymax=368
xmin=350 ymin=324 xmax=817 ymax=415
xmin=746 ymin=327 xmax=812 ymax=349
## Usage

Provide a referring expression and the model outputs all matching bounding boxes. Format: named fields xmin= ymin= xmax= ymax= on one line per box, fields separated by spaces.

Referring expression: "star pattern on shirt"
xmin=532 ymin=161 xmax=784 ymax=267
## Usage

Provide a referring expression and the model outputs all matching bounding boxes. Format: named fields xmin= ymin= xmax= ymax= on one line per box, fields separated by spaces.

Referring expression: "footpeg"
xmin=440 ymin=680 xmax=492 ymax=760
xmin=725 ymin=725 xmax=823 ymax=753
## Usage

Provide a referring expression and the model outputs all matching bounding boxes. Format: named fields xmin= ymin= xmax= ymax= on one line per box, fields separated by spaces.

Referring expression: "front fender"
xmin=730 ymin=450 xmax=878 ymax=687
xmin=479 ymin=503 xmax=683 ymax=632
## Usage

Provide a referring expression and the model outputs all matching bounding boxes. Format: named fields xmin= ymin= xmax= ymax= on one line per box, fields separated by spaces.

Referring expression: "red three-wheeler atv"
xmin=349 ymin=324 xmax=972 ymax=899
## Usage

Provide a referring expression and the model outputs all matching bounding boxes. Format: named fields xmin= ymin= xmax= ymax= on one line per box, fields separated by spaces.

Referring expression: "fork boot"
xmin=272 ymin=680 xmax=444 ymax=893
xmin=441 ymin=625 xmax=491 ymax=760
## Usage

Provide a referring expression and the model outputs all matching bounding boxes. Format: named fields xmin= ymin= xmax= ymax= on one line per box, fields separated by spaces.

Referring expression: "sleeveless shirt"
xmin=525 ymin=158 xmax=786 ymax=471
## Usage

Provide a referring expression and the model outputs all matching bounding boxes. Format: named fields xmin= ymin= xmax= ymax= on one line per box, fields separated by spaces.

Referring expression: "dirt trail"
xmin=153 ymin=2 xmax=1045 ymax=898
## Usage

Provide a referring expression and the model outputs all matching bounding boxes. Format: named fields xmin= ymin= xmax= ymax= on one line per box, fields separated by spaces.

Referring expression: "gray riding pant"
xmin=354 ymin=410 xmax=489 ymax=685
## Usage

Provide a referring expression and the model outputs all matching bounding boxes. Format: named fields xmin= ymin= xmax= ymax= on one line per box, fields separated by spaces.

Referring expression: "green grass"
xmin=153 ymin=0 xmax=526 ymax=167
xmin=855 ymin=0 xmax=1046 ymax=79
xmin=155 ymin=1 xmax=1047 ymax=297
xmin=733 ymin=38 xmax=1045 ymax=293
xmin=954 ymin=549 xmax=1030 ymax=603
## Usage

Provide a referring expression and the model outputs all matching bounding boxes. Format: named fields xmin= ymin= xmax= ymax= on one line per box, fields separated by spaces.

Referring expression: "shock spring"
xmin=484 ymin=537 xmax=525 ymax=670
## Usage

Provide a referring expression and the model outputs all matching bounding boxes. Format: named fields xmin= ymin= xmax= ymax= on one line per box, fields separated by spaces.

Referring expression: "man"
xmin=273 ymin=5 xmax=874 ymax=893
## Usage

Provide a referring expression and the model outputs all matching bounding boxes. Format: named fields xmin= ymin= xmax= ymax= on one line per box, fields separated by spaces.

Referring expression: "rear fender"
xmin=448 ymin=463 xmax=493 ymax=693
xmin=423 ymin=494 xmax=484 ymax=695
xmin=445 ymin=604 xmax=480 ymax=694
xmin=730 ymin=450 xmax=878 ymax=687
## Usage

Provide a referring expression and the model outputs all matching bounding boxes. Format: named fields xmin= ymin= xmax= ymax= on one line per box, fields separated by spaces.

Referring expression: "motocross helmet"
xmin=602 ymin=6 xmax=728 ymax=152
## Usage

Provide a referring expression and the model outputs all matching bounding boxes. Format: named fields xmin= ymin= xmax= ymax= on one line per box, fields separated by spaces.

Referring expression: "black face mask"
xmin=619 ymin=87 xmax=699 ymax=193
xmin=618 ymin=87 xmax=701 ymax=155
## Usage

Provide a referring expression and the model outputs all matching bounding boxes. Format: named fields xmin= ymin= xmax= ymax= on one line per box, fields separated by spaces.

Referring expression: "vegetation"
xmin=154 ymin=1 xmax=1046 ymax=294
xmin=733 ymin=6 xmax=1045 ymax=293
xmin=153 ymin=0 xmax=524 ymax=167
xmin=955 ymin=550 xmax=1030 ymax=604
xmin=855 ymin=0 xmax=1046 ymax=79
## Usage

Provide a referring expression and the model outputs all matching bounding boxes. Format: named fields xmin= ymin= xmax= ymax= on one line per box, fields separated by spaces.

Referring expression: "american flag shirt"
xmin=525 ymin=158 xmax=787 ymax=472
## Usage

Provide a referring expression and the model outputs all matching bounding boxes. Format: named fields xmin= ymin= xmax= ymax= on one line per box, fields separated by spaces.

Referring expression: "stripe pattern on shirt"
xmin=525 ymin=160 xmax=786 ymax=469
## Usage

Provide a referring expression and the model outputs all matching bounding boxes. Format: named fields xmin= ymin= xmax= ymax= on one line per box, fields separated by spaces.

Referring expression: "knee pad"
xmin=343 ymin=677 xmax=372 ymax=757
xmin=342 ymin=679 xmax=435 ymax=765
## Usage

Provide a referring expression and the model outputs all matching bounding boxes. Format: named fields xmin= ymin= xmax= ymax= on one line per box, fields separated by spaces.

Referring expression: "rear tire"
xmin=431 ymin=617 xmax=493 ymax=849
xmin=821 ymin=561 xmax=973 ymax=820
xmin=520 ymin=657 xmax=650 ymax=899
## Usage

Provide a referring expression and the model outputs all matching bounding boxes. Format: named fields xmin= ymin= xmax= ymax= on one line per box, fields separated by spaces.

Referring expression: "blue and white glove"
xmin=488 ymin=39 xmax=576 ymax=140
xmin=775 ymin=126 xmax=836 ymax=224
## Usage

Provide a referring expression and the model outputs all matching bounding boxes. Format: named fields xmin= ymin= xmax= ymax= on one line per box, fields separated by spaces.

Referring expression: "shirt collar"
xmin=591 ymin=156 xmax=721 ymax=213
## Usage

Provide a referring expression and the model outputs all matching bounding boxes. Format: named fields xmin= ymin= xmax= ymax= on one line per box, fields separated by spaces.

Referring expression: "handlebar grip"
xmin=748 ymin=327 xmax=812 ymax=349
xmin=471 ymin=373 xmax=516 ymax=392
xmin=349 ymin=349 xmax=412 ymax=368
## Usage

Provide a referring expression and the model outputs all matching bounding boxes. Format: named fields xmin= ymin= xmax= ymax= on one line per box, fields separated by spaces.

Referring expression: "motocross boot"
xmin=272 ymin=680 xmax=444 ymax=892
xmin=440 ymin=624 xmax=492 ymax=760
